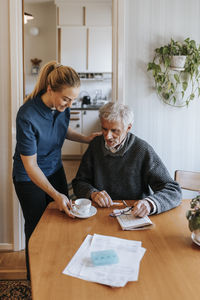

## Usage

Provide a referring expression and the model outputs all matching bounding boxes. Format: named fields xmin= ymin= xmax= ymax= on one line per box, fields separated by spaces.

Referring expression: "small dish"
xmin=71 ymin=206 xmax=97 ymax=219
xmin=191 ymin=233 xmax=200 ymax=246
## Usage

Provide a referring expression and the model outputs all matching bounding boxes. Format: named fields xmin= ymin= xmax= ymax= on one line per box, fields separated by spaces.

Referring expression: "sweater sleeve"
xmin=72 ymin=143 xmax=99 ymax=199
xmin=143 ymin=145 xmax=182 ymax=214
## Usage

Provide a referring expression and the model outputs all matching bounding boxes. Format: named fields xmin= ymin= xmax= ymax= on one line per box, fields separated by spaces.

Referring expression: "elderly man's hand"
xmin=91 ymin=190 xmax=113 ymax=207
xmin=131 ymin=200 xmax=152 ymax=217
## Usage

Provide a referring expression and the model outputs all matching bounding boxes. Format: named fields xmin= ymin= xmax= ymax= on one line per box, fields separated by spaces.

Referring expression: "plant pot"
xmin=170 ymin=55 xmax=186 ymax=69
xmin=193 ymin=229 xmax=200 ymax=243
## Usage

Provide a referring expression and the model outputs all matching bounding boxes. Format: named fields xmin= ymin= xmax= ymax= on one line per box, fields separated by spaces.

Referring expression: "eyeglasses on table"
xmin=109 ymin=200 xmax=134 ymax=217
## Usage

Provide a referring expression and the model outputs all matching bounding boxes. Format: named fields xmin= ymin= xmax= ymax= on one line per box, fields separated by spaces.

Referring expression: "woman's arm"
xmin=66 ymin=127 xmax=101 ymax=144
xmin=20 ymin=154 xmax=74 ymax=218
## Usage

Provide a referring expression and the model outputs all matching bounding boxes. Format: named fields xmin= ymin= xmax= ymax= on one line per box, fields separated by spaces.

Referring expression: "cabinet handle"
xmin=76 ymin=124 xmax=80 ymax=128
xmin=83 ymin=6 xmax=86 ymax=26
xmin=83 ymin=110 xmax=87 ymax=115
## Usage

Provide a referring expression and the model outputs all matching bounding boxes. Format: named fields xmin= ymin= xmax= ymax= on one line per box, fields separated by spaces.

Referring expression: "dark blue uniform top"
xmin=13 ymin=92 xmax=70 ymax=181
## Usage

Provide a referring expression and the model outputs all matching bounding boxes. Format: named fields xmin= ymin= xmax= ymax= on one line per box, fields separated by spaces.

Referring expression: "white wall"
xmin=0 ymin=0 xmax=13 ymax=247
xmin=125 ymin=0 xmax=200 ymax=198
xmin=24 ymin=2 xmax=56 ymax=95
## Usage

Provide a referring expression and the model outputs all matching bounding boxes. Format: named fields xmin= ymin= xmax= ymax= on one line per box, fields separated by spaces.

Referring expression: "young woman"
xmin=13 ymin=61 xmax=99 ymax=279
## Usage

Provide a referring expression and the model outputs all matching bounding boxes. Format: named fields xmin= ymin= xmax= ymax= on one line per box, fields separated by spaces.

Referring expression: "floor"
xmin=0 ymin=160 xmax=80 ymax=280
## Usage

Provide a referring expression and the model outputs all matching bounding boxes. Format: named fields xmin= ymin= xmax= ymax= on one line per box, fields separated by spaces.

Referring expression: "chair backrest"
xmin=174 ymin=170 xmax=200 ymax=192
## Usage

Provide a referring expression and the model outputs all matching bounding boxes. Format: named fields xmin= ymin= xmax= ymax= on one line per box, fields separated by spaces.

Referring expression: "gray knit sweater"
xmin=72 ymin=133 xmax=182 ymax=214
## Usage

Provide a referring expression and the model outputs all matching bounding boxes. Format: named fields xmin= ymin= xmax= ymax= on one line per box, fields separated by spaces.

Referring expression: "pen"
xmin=122 ymin=200 xmax=128 ymax=207
xmin=112 ymin=202 xmax=124 ymax=207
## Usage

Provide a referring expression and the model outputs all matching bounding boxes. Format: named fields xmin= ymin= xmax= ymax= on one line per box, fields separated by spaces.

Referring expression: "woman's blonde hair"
xmin=25 ymin=61 xmax=80 ymax=101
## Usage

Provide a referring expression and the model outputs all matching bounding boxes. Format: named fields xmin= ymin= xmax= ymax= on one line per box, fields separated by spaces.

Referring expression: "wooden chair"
xmin=174 ymin=170 xmax=200 ymax=192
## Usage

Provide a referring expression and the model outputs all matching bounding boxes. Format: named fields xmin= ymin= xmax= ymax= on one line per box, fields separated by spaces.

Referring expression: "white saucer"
xmin=71 ymin=206 xmax=97 ymax=219
xmin=191 ymin=233 xmax=200 ymax=246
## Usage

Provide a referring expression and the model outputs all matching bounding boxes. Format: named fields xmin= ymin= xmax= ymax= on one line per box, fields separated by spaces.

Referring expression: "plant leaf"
xmin=162 ymin=92 xmax=170 ymax=100
xmin=190 ymin=93 xmax=195 ymax=100
xmin=182 ymin=81 xmax=188 ymax=91
xmin=174 ymin=74 xmax=180 ymax=83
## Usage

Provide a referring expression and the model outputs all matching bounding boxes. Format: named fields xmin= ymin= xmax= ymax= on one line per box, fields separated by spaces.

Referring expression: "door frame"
xmin=112 ymin=0 xmax=125 ymax=103
xmin=11 ymin=0 xmax=126 ymax=250
xmin=10 ymin=0 xmax=25 ymax=251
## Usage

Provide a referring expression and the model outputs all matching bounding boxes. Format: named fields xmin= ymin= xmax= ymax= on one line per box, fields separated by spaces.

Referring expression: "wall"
xmin=0 ymin=0 xmax=13 ymax=247
xmin=24 ymin=1 xmax=56 ymax=95
xmin=125 ymin=0 xmax=200 ymax=198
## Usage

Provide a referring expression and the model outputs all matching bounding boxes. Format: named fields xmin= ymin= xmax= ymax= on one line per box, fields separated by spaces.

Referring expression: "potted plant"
xmin=147 ymin=38 xmax=200 ymax=107
xmin=186 ymin=195 xmax=200 ymax=243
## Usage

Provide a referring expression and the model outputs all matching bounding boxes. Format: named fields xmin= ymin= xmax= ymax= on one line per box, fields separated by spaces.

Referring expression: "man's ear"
xmin=127 ymin=123 xmax=132 ymax=132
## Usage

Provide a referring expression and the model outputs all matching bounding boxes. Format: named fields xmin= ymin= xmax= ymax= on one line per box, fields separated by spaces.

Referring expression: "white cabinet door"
xmin=88 ymin=27 xmax=112 ymax=72
xmin=86 ymin=4 xmax=112 ymax=26
xmin=81 ymin=110 xmax=101 ymax=153
xmin=62 ymin=112 xmax=82 ymax=155
xmin=59 ymin=4 xmax=83 ymax=26
xmin=60 ymin=27 xmax=87 ymax=72
xmin=58 ymin=3 xmax=112 ymax=26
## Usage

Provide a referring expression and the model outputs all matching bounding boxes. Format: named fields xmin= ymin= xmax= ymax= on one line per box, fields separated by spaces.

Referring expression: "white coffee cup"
xmin=72 ymin=198 xmax=91 ymax=215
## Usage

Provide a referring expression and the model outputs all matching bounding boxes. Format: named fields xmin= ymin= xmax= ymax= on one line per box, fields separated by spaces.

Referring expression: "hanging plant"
xmin=147 ymin=38 xmax=200 ymax=107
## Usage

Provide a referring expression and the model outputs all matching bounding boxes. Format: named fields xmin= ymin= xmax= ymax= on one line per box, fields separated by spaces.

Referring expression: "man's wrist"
xmin=145 ymin=198 xmax=157 ymax=215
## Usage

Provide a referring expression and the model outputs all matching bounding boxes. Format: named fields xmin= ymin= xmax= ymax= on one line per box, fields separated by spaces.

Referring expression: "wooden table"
xmin=29 ymin=200 xmax=200 ymax=300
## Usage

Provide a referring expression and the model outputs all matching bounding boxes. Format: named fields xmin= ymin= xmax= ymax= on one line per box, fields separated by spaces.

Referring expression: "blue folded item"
xmin=91 ymin=249 xmax=119 ymax=266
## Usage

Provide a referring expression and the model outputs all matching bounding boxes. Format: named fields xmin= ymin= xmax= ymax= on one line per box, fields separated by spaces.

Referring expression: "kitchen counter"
xmin=71 ymin=100 xmax=110 ymax=111
xmin=71 ymin=105 xmax=101 ymax=111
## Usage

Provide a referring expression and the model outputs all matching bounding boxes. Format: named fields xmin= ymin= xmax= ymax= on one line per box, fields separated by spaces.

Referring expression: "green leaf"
xmin=173 ymin=96 xmax=176 ymax=104
xmin=147 ymin=63 xmax=153 ymax=71
xmin=190 ymin=93 xmax=195 ymax=100
xmin=157 ymin=86 xmax=162 ymax=93
xmin=182 ymin=91 xmax=185 ymax=99
xmin=198 ymin=88 xmax=200 ymax=97
xmin=163 ymin=46 xmax=169 ymax=55
xmin=162 ymin=92 xmax=170 ymax=100
xmin=174 ymin=74 xmax=180 ymax=83
xmin=164 ymin=57 xmax=170 ymax=68
xmin=182 ymin=81 xmax=188 ymax=91
xmin=166 ymin=81 xmax=171 ymax=91
xmin=189 ymin=216 xmax=200 ymax=231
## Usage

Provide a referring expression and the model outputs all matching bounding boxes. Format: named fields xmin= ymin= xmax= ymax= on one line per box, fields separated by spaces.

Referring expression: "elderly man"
xmin=72 ymin=102 xmax=181 ymax=217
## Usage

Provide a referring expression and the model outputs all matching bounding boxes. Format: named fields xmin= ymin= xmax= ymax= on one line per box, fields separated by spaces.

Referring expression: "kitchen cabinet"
xmin=60 ymin=26 xmax=111 ymax=72
xmin=62 ymin=111 xmax=82 ymax=156
xmin=58 ymin=2 xmax=112 ymax=27
xmin=62 ymin=110 xmax=101 ymax=157
xmin=86 ymin=4 xmax=112 ymax=26
xmin=59 ymin=4 xmax=84 ymax=26
xmin=57 ymin=0 xmax=112 ymax=73
xmin=81 ymin=110 xmax=101 ymax=153
xmin=88 ymin=27 xmax=112 ymax=72
xmin=60 ymin=27 xmax=87 ymax=72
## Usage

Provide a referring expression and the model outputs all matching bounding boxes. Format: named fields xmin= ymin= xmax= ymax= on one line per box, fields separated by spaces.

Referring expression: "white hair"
xmin=99 ymin=102 xmax=134 ymax=128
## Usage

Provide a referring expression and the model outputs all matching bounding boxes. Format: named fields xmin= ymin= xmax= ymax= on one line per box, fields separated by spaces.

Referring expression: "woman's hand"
xmin=84 ymin=131 xmax=102 ymax=143
xmin=91 ymin=190 xmax=113 ymax=207
xmin=54 ymin=193 xmax=75 ymax=218
xmin=66 ymin=127 xmax=102 ymax=144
